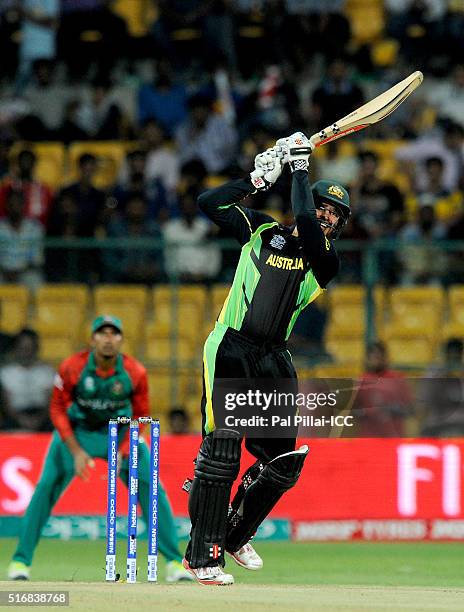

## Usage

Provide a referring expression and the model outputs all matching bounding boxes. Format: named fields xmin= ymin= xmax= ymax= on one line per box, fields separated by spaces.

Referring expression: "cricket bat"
xmin=291 ymin=71 xmax=423 ymax=154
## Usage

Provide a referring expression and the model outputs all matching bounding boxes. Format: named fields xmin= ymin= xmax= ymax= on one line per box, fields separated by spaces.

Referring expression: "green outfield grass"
xmin=0 ymin=539 xmax=463 ymax=611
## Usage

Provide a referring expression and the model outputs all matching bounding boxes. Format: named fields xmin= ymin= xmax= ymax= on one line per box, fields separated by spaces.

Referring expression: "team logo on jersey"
xmin=327 ymin=185 xmax=344 ymax=199
xmin=111 ymin=380 xmax=124 ymax=396
xmin=84 ymin=376 xmax=95 ymax=392
xmin=325 ymin=237 xmax=330 ymax=251
xmin=270 ymin=234 xmax=286 ymax=250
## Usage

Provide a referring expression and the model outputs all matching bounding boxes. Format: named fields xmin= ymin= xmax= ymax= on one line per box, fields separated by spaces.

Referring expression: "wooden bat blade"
xmin=310 ymin=70 xmax=423 ymax=148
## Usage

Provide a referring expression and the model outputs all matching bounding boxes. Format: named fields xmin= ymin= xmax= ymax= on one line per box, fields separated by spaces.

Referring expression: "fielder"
xmin=7 ymin=315 xmax=192 ymax=582
xmin=183 ymin=132 xmax=350 ymax=585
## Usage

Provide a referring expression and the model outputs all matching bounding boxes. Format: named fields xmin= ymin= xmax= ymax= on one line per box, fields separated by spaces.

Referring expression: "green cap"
xmin=91 ymin=315 xmax=123 ymax=334
xmin=311 ymin=179 xmax=350 ymax=213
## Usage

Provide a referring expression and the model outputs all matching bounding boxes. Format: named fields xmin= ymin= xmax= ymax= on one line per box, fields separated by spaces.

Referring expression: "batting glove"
xmin=276 ymin=131 xmax=314 ymax=172
xmin=250 ymin=146 xmax=283 ymax=191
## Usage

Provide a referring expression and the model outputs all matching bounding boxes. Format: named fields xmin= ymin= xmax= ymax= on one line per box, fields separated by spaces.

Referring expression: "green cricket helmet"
xmin=311 ymin=179 xmax=351 ymax=239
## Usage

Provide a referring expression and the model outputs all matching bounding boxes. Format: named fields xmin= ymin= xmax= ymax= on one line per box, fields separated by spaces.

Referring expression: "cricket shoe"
xmin=182 ymin=558 xmax=234 ymax=586
xmin=227 ymin=543 xmax=263 ymax=571
xmin=165 ymin=560 xmax=194 ymax=582
xmin=7 ymin=561 xmax=30 ymax=581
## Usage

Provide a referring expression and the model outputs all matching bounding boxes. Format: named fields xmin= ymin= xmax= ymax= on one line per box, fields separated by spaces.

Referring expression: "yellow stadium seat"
xmin=371 ymin=38 xmax=399 ymax=67
xmin=146 ymin=368 xmax=194 ymax=413
xmin=448 ymin=285 xmax=464 ymax=326
xmin=152 ymin=285 xmax=207 ymax=343
xmin=327 ymin=285 xmax=385 ymax=336
xmin=345 ymin=1 xmax=385 ymax=44
xmin=387 ymin=287 xmax=444 ymax=339
xmin=311 ymin=364 xmax=362 ymax=379
xmin=94 ymin=285 xmax=148 ymax=342
xmin=153 ymin=285 xmax=207 ymax=308
xmin=145 ymin=334 xmax=197 ymax=364
xmin=67 ymin=142 xmax=126 ymax=189
xmin=111 ymin=0 xmax=156 ymax=37
xmin=10 ymin=143 xmax=65 ymax=190
xmin=211 ymin=284 xmax=231 ymax=320
xmin=441 ymin=322 xmax=464 ymax=342
xmin=326 ymin=336 xmax=365 ymax=364
xmin=32 ymin=284 xmax=89 ymax=340
xmin=39 ymin=334 xmax=76 ymax=363
xmin=385 ymin=335 xmax=434 ymax=367
xmin=361 ymin=139 xmax=405 ymax=158
xmin=0 ymin=285 xmax=30 ymax=334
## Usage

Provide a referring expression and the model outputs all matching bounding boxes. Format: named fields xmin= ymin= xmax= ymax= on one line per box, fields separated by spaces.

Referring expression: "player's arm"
xmin=291 ymin=170 xmax=339 ymax=287
xmin=198 ymin=148 xmax=282 ymax=245
xmin=50 ymin=363 xmax=95 ymax=480
xmin=282 ymin=133 xmax=340 ymax=287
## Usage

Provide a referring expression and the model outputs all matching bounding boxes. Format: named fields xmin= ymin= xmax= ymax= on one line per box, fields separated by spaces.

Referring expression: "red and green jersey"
xmin=50 ymin=350 xmax=149 ymax=453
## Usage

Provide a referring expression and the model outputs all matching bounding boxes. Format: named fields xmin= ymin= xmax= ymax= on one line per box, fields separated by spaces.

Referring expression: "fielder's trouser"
xmin=185 ymin=324 xmax=299 ymax=567
xmin=13 ymin=427 xmax=181 ymax=567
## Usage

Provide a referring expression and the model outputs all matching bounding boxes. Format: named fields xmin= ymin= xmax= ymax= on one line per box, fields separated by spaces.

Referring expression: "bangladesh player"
xmin=182 ymin=132 xmax=350 ymax=585
xmin=7 ymin=315 xmax=192 ymax=583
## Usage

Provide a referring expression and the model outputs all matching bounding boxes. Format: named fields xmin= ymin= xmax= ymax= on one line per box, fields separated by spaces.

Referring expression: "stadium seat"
xmin=32 ymin=284 xmax=90 ymax=341
xmin=361 ymin=140 xmax=405 ymax=158
xmin=9 ymin=142 xmax=65 ymax=190
xmin=448 ymin=285 xmax=464 ymax=327
xmin=441 ymin=321 xmax=464 ymax=342
xmin=67 ymin=142 xmax=126 ymax=189
xmin=39 ymin=334 xmax=76 ymax=363
xmin=111 ymin=0 xmax=156 ymax=37
xmin=326 ymin=336 xmax=365 ymax=364
xmin=311 ymin=364 xmax=363 ymax=379
xmin=0 ymin=285 xmax=30 ymax=334
xmin=94 ymin=285 xmax=148 ymax=343
xmin=145 ymin=333 xmax=198 ymax=364
xmin=146 ymin=368 xmax=193 ymax=413
xmin=385 ymin=335 xmax=434 ymax=367
xmin=152 ymin=285 xmax=207 ymax=343
xmin=345 ymin=0 xmax=385 ymax=45
xmin=386 ymin=287 xmax=444 ymax=340
xmin=327 ymin=285 xmax=385 ymax=337
xmin=211 ymin=284 xmax=231 ymax=320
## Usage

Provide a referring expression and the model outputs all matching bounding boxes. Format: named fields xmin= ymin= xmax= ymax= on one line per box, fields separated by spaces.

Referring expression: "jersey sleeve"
xmin=49 ymin=361 xmax=75 ymax=441
xmin=291 ymin=170 xmax=340 ymax=288
xmin=198 ymin=177 xmax=276 ymax=245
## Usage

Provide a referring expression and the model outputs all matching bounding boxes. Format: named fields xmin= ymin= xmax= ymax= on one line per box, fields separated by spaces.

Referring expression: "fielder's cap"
xmin=91 ymin=315 xmax=123 ymax=334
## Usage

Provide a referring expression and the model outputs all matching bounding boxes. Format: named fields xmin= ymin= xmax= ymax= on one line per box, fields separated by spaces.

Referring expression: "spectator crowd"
xmin=0 ymin=2 xmax=463 ymax=286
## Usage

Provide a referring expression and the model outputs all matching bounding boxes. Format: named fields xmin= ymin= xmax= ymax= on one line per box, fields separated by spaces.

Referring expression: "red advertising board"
xmin=1 ymin=434 xmax=464 ymax=539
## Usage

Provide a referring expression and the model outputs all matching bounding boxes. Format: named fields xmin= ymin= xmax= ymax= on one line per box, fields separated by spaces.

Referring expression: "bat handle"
xmin=289 ymin=147 xmax=313 ymax=155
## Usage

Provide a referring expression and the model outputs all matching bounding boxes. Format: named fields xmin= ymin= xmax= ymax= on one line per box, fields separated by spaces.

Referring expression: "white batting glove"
xmin=250 ymin=147 xmax=283 ymax=191
xmin=276 ymin=131 xmax=314 ymax=172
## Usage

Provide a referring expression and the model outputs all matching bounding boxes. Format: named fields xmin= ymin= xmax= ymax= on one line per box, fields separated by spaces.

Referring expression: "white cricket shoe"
xmin=227 ymin=542 xmax=263 ymax=571
xmin=182 ymin=558 xmax=234 ymax=586
xmin=7 ymin=561 xmax=30 ymax=580
xmin=165 ymin=560 xmax=194 ymax=582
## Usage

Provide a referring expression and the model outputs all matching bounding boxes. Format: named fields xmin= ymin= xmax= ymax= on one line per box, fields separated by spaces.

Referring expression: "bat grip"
xmin=289 ymin=147 xmax=313 ymax=155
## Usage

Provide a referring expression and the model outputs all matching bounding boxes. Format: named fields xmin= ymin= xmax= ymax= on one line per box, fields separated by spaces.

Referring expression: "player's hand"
xmin=73 ymin=449 xmax=96 ymax=481
xmin=276 ymin=132 xmax=314 ymax=172
xmin=250 ymin=146 xmax=283 ymax=191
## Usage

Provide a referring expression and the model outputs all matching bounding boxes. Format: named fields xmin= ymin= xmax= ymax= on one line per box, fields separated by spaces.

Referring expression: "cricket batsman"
xmin=7 ymin=315 xmax=192 ymax=583
xmin=182 ymin=132 xmax=350 ymax=585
